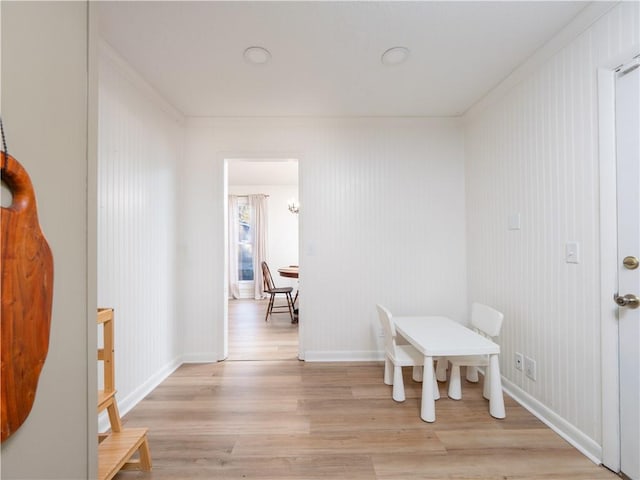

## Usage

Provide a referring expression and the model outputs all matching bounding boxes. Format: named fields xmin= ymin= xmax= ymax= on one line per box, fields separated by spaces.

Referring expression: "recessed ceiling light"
xmin=381 ymin=47 xmax=410 ymax=66
xmin=244 ymin=46 xmax=271 ymax=65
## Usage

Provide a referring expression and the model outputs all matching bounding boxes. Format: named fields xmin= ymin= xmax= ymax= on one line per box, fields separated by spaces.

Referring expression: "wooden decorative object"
xmin=1 ymin=152 xmax=54 ymax=442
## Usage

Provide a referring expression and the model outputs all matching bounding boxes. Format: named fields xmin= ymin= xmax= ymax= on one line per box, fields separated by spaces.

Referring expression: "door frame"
xmin=221 ymin=154 xmax=303 ymax=360
xmin=598 ymin=48 xmax=640 ymax=473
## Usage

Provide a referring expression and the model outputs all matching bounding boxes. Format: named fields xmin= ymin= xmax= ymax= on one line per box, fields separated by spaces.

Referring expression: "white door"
xmin=615 ymin=58 xmax=640 ymax=480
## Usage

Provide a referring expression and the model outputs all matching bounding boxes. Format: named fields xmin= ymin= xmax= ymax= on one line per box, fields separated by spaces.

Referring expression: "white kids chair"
xmin=376 ymin=304 xmax=440 ymax=403
xmin=446 ymin=303 xmax=504 ymax=400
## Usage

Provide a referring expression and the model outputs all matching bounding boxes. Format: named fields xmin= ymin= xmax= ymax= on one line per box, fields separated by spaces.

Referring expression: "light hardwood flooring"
xmin=114 ymin=301 xmax=617 ymax=480
xmin=227 ymin=299 xmax=299 ymax=361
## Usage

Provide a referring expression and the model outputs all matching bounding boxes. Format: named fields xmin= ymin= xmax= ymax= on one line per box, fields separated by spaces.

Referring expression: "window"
xmin=237 ymin=198 xmax=253 ymax=281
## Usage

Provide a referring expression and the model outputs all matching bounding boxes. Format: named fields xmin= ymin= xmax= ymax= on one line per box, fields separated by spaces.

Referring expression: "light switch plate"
xmin=565 ymin=242 xmax=580 ymax=264
xmin=508 ymin=213 xmax=521 ymax=230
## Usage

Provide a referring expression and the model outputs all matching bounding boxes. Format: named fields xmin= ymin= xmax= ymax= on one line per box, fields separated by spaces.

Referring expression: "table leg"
xmin=420 ymin=356 xmax=436 ymax=422
xmin=488 ymin=354 xmax=506 ymax=419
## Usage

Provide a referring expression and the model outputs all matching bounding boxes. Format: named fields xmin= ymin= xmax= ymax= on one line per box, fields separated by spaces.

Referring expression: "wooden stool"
xmin=97 ymin=308 xmax=152 ymax=480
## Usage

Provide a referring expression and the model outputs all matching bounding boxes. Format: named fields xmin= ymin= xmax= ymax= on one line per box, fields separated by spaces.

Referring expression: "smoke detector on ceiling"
xmin=381 ymin=47 xmax=410 ymax=66
xmin=244 ymin=46 xmax=271 ymax=65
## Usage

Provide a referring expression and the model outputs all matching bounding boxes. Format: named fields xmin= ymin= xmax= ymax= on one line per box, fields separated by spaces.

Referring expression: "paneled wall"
xmin=93 ymin=2 xmax=638 ymax=467
xmin=464 ymin=1 xmax=639 ymax=459
xmin=97 ymin=44 xmax=184 ymax=413
xmin=180 ymin=117 xmax=466 ymax=360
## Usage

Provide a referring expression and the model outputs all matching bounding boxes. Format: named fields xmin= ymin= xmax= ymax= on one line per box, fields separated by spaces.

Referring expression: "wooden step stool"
xmin=97 ymin=308 xmax=152 ymax=480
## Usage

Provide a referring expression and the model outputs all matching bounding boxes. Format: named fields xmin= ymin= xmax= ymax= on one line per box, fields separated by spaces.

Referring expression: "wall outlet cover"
xmin=524 ymin=356 xmax=537 ymax=381
xmin=515 ymin=352 xmax=523 ymax=371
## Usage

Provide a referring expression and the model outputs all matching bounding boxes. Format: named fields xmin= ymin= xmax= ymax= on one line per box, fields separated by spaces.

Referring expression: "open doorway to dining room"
xmin=225 ymin=158 xmax=300 ymax=361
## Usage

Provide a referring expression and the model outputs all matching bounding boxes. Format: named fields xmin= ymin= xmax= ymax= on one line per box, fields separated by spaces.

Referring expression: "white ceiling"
xmin=98 ymin=1 xmax=589 ymax=117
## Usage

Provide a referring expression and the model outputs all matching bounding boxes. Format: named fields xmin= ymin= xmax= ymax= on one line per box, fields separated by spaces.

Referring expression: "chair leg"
xmin=466 ymin=366 xmax=479 ymax=383
xmin=436 ymin=358 xmax=448 ymax=382
xmin=482 ymin=365 xmax=491 ymax=400
xmin=286 ymin=292 xmax=295 ymax=323
xmin=383 ymin=358 xmax=393 ymax=386
xmin=264 ymin=294 xmax=275 ymax=322
xmin=448 ymin=364 xmax=462 ymax=400
xmin=432 ymin=364 xmax=440 ymax=400
xmin=412 ymin=365 xmax=423 ymax=382
xmin=392 ymin=365 xmax=405 ymax=402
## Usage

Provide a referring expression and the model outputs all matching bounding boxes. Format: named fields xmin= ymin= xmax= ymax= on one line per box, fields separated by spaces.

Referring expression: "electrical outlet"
xmin=524 ymin=356 xmax=537 ymax=381
xmin=515 ymin=352 xmax=523 ymax=371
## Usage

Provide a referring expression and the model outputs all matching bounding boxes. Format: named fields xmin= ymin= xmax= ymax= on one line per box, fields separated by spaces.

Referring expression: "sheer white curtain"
xmin=228 ymin=195 xmax=241 ymax=299
xmin=249 ymin=194 xmax=268 ymax=300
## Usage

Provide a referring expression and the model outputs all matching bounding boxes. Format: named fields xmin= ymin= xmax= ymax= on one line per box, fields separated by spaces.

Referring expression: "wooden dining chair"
xmin=261 ymin=261 xmax=296 ymax=324
xmin=445 ymin=303 xmax=504 ymax=400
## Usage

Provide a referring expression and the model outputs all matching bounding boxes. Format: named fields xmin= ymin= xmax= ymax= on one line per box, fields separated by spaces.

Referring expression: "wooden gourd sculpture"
xmin=1 ymin=148 xmax=54 ymax=442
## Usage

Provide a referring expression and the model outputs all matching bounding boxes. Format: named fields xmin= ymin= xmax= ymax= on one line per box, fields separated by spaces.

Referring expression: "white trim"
xmin=87 ymin=4 xmax=100 ymax=478
xmin=598 ymin=66 xmax=621 ymax=473
xmin=99 ymin=40 xmax=186 ymax=123
xmin=501 ymin=378 xmax=602 ymax=465
xmin=181 ymin=353 xmax=223 ymax=363
xmin=596 ymin=44 xmax=640 ymax=473
xmin=222 ymin=152 xmax=304 ymax=362
xmin=303 ymin=351 xmax=384 ymax=362
xmin=98 ymin=357 xmax=183 ymax=432
xmin=223 ymin=160 xmax=230 ymax=361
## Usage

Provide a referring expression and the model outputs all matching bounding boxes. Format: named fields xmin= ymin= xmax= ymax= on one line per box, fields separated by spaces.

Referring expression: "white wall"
xmin=228 ymin=183 xmax=299 ymax=291
xmin=180 ymin=117 xmax=466 ymax=361
xmin=3 ymin=2 xmax=635 ymax=477
xmin=97 ymin=43 xmax=184 ymax=415
xmin=464 ymin=1 xmax=639 ymax=461
xmin=1 ymin=2 xmax=95 ymax=478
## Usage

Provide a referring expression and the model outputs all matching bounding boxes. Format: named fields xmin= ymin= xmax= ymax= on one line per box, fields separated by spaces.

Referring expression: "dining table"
xmin=278 ymin=266 xmax=299 ymax=310
xmin=277 ymin=266 xmax=298 ymax=279
xmin=393 ymin=315 xmax=505 ymax=423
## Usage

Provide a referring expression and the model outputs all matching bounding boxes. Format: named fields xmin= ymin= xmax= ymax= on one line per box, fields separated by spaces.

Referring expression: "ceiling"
xmin=98 ymin=1 xmax=589 ymax=118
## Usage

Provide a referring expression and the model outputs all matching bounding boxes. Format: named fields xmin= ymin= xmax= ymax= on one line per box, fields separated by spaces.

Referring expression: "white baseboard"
xmin=501 ymin=377 xmax=602 ymax=464
xmin=99 ymin=356 xmax=183 ymax=432
xmin=181 ymin=352 xmax=222 ymax=363
xmin=303 ymin=350 xmax=384 ymax=362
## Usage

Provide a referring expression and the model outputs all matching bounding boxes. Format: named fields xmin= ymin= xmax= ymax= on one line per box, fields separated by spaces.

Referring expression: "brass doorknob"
xmin=614 ymin=293 xmax=640 ymax=309
xmin=623 ymin=256 xmax=639 ymax=270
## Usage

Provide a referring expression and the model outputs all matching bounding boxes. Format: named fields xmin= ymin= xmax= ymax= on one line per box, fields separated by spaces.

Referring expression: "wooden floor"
xmin=114 ymin=301 xmax=617 ymax=480
xmin=227 ymin=299 xmax=299 ymax=361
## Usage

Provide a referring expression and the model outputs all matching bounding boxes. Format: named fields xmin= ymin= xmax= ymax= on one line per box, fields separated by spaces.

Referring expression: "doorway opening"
xmin=225 ymin=158 xmax=300 ymax=361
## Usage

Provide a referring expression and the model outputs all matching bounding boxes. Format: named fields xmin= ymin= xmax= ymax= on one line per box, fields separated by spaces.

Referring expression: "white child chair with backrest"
xmin=376 ymin=304 xmax=440 ymax=403
xmin=446 ymin=302 xmax=504 ymax=400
